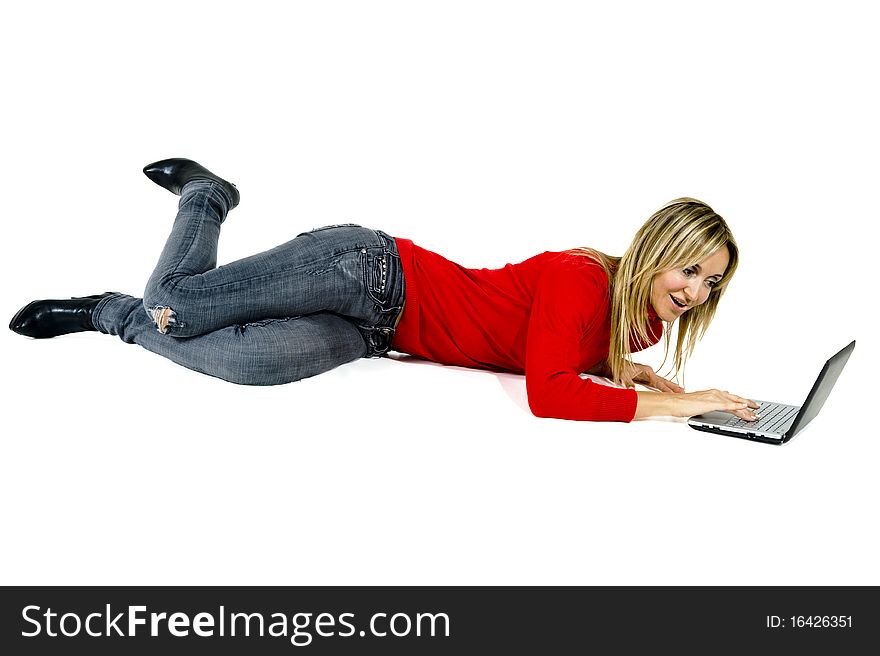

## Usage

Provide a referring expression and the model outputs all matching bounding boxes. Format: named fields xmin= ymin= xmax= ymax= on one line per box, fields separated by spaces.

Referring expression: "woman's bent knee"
xmin=142 ymin=303 xmax=209 ymax=337
xmin=143 ymin=276 xmax=204 ymax=335
xmin=147 ymin=305 xmax=178 ymax=334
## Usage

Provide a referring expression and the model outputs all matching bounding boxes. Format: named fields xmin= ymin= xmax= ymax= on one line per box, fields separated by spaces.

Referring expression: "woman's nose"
xmin=685 ymin=279 xmax=702 ymax=303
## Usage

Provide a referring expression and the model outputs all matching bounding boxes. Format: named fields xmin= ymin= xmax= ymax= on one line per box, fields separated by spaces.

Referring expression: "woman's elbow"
xmin=528 ymin=394 xmax=556 ymax=419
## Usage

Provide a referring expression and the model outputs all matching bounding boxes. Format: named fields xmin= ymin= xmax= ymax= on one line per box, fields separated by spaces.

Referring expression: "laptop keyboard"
xmin=723 ymin=402 xmax=799 ymax=433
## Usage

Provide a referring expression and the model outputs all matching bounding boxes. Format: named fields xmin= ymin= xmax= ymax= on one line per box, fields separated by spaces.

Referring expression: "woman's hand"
xmin=635 ymin=388 xmax=761 ymax=420
xmin=629 ymin=363 xmax=684 ymax=393
xmin=586 ymin=361 xmax=684 ymax=393
xmin=676 ymin=389 xmax=761 ymax=420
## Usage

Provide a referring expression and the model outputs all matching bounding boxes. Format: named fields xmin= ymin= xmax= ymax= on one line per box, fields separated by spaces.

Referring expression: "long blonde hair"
xmin=569 ymin=198 xmax=739 ymax=387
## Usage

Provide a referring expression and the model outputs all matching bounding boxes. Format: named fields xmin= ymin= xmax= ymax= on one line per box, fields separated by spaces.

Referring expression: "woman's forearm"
xmin=634 ymin=391 xmax=679 ymax=419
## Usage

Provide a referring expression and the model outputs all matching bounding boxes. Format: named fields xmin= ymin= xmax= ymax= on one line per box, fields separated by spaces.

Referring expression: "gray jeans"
xmin=92 ymin=180 xmax=405 ymax=385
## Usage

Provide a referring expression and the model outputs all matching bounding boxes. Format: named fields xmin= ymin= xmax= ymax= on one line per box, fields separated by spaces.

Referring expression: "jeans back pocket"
xmin=364 ymin=249 xmax=388 ymax=302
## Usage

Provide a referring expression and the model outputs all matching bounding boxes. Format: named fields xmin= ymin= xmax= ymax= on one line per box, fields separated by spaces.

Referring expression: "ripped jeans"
xmin=91 ymin=180 xmax=405 ymax=385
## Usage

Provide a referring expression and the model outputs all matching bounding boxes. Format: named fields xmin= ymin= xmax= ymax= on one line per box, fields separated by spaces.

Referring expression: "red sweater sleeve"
xmin=525 ymin=258 xmax=638 ymax=422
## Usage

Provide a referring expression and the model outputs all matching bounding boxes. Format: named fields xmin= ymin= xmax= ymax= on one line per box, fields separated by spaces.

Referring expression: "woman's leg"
xmin=11 ymin=165 xmax=404 ymax=382
xmin=92 ymin=294 xmax=368 ymax=385
xmin=143 ymin=181 xmax=404 ymax=343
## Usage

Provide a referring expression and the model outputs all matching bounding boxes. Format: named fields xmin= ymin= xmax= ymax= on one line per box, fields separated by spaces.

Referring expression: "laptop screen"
xmin=787 ymin=341 xmax=855 ymax=439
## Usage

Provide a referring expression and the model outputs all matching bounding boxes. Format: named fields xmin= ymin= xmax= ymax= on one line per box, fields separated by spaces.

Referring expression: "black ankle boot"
xmin=9 ymin=292 xmax=116 ymax=339
xmin=142 ymin=157 xmax=240 ymax=208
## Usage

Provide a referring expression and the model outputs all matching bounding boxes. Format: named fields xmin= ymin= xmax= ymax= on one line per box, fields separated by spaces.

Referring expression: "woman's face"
xmin=650 ymin=246 xmax=730 ymax=322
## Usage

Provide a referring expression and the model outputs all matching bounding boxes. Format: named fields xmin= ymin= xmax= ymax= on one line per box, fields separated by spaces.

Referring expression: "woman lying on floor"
xmin=10 ymin=158 xmax=760 ymax=423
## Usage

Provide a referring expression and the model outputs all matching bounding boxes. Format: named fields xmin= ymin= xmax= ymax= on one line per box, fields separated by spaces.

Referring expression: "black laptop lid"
xmin=785 ymin=340 xmax=855 ymax=441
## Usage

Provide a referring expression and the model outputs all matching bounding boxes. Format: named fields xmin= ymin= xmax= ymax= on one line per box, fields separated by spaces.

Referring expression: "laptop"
xmin=687 ymin=340 xmax=855 ymax=445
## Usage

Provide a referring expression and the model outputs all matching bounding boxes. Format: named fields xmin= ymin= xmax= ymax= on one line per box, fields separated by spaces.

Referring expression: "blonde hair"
xmin=569 ymin=197 xmax=739 ymax=387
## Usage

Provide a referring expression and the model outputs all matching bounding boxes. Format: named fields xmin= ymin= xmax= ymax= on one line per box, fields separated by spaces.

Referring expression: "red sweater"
xmin=391 ymin=238 xmax=664 ymax=422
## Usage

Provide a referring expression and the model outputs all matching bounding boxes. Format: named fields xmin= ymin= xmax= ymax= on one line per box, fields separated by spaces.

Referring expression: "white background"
xmin=1 ymin=1 xmax=876 ymax=585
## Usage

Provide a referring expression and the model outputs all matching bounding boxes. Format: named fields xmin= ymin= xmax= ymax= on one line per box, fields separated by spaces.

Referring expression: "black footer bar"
xmin=1 ymin=586 xmax=875 ymax=654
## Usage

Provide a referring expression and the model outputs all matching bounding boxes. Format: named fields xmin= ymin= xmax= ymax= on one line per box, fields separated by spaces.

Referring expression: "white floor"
xmin=1 ymin=330 xmax=873 ymax=585
xmin=2 ymin=1 xmax=876 ymax=586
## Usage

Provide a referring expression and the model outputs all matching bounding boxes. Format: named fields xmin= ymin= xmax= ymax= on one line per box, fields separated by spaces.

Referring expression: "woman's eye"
xmin=683 ymin=267 xmax=695 ymax=277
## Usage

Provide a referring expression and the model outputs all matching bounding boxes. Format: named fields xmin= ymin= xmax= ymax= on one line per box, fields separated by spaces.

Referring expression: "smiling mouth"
xmin=670 ymin=295 xmax=688 ymax=309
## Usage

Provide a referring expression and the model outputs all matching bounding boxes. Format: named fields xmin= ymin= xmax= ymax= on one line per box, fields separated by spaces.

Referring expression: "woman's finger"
xmin=664 ymin=378 xmax=684 ymax=393
xmin=644 ymin=376 xmax=675 ymax=393
xmin=652 ymin=374 xmax=683 ymax=394
xmin=729 ymin=403 xmax=759 ymax=420
xmin=659 ymin=380 xmax=680 ymax=393
xmin=725 ymin=392 xmax=754 ymax=407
